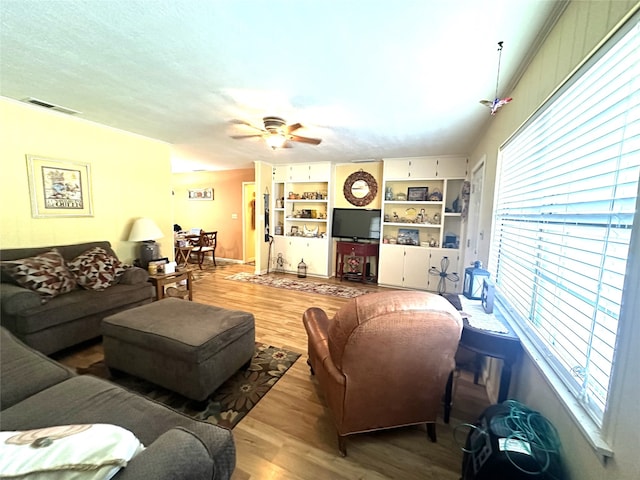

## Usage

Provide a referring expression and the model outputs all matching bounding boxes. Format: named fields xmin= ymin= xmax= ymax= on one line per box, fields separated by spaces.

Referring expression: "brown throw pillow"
xmin=67 ymin=247 xmax=126 ymax=291
xmin=0 ymin=249 xmax=77 ymax=302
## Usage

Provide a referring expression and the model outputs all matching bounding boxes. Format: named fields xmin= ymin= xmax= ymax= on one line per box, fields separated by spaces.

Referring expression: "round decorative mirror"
xmin=343 ymin=170 xmax=378 ymax=207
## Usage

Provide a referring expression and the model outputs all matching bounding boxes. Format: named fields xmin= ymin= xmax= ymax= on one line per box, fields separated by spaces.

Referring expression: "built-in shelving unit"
xmin=271 ymin=163 xmax=332 ymax=277
xmin=378 ymin=156 xmax=468 ymax=292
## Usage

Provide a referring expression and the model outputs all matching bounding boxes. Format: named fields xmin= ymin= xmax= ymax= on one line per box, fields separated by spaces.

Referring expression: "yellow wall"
xmin=333 ymin=162 xmax=383 ymax=209
xmin=171 ymin=168 xmax=254 ymax=260
xmin=0 ymin=97 xmax=173 ymax=263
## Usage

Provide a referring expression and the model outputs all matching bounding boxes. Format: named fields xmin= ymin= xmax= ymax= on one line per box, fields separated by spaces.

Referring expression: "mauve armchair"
xmin=303 ymin=290 xmax=463 ymax=456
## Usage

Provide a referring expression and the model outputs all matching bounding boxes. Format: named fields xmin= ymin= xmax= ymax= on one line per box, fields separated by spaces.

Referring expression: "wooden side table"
xmin=148 ymin=270 xmax=193 ymax=301
xmin=335 ymin=241 xmax=379 ymax=283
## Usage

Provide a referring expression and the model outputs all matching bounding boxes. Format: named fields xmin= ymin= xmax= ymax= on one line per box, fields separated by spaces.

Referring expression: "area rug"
xmin=225 ymin=272 xmax=376 ymax=298
xmin=77 ymin=343 xmax=300 ymax=429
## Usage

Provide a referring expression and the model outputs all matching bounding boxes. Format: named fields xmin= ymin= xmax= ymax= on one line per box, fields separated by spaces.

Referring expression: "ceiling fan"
xmin=230 ymin=116 xmax=322 ymax=150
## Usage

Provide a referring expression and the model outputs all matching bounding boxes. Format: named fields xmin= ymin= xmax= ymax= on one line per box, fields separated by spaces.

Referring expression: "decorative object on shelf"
xmin=297 ymin=259 xmax=307 ymax=278
xmin=392 ymin=211 xmax=399 ymax=222
xmin=479 ymin=41 xmax=513 ymax=116
xmin=187 ymin=187 xmax=214 ymax=200
xmin=397 ymin=228 xmax=419 ymax=246
xmin=290 ymin=225 xmax=299 ymax=235
xmin=428 ymin=256 xmax=460 ymax=294
xmin=416 ymin=208 xmax=426 ymax=223
xmin=385 ymin=186 xmax=394 ymax=200
xmin=428 ymin=189 xmax=443 ymax=201
xmin=444 ymin=233 xmax=459 ymax=248
xmin=433 ymin=213 xmax=441 ymax=224
xmin=395 ymin=192 xmax=407 ymax=201
xmin=303 ymin=224 xmax=319 ymax=237
xmin=463 ymin=261 xmax=491 ymax=299
xmin=343 ymin=169 xmax=378 ymax=206
xmin=26 ymin=155 xmax=93 ymax=218
xmin=452 ymin=196 xmax=460 ymax=213
xmin=407 ymin=186 xmax=428 ymax=201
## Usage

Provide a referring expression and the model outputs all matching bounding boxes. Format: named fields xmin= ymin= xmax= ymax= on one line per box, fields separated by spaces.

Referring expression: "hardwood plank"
xmin=57 ymin=263 xmax=490 ymax=479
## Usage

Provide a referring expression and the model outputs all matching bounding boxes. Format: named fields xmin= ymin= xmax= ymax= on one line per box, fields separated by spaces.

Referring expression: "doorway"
xmin=242 ymin=182 xmax=256 ymax=264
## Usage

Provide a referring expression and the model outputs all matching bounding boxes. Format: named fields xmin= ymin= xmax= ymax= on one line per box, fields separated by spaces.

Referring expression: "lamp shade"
xmin=128 ymin=218 xmax=163 ymax=242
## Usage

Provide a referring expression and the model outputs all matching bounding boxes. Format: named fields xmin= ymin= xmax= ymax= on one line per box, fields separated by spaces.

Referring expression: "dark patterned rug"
xmin=225 ymin=272 xmax=376 ymax=298
xmin=77 ymin=343 xmax=300 ymax=429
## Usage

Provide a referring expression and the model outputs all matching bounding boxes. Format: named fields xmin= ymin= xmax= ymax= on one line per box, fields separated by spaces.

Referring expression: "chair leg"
xmin=211 ymin=249 xmax=217 ymax=266
xmin=444 ymin=370 xmax=454 ymax=424
xmin=306 ymin=359 xmax=315 ymax=375
xmin=338 ymin=435 xmax=347 ymax=457
xmin=427 ymin=423 xmax=437 ymax=442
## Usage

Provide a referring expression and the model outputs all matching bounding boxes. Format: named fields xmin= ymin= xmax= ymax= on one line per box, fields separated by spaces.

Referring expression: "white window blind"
xmin=490 ymin=16 xmax=639 ymax=425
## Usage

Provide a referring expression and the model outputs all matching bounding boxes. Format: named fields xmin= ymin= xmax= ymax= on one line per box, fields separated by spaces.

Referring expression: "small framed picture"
xmin=397 ymin=228 xmax=420 ymax=246
xmin=407 ymin=187 xmax=428 ymax=201
xmin=290 ymin=225 xmax=299 ymax=235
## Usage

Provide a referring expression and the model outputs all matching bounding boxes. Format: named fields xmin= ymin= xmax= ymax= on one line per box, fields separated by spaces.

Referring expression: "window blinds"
xmin=490 ymin=17 xmax=639 ymax=424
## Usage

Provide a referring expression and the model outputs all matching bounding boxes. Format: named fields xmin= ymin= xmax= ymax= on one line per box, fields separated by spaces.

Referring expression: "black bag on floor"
xmin=460 ymin=400 xmax=566 ymax=480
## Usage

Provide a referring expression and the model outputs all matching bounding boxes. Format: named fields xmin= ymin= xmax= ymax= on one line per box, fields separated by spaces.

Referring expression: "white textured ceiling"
xmin=0 ymin=0 xmax=565 ymax=172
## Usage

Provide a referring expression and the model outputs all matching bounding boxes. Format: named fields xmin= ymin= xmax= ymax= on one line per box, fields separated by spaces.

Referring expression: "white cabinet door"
xmin=384 ymin=157 xmax=438 ymax=179
xmin=272 ymin=165 xmax=287 ymax=182
xmin=402 ymin=246 xmax=430 ymax=289
xmin=287 ymin=162 xmax=330 ymax=182
xmin=378 ymin=244 xmax=405 ymax=286
xmin=308 ymin=162 xmax=330 ymax=181
xmin=436 ymin=157 xmax=468 ymax=178
xmin=285 ymin=237 xmax=329 ymax=276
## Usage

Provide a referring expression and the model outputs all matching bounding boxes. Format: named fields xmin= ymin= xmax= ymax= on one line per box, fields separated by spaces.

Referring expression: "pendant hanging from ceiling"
xmin=479 ymin=41 xmax=513 ymax=116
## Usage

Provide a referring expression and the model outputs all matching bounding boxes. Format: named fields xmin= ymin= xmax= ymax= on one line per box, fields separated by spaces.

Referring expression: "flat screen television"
xmin=331 ymin=208 xmax=381 ymax=242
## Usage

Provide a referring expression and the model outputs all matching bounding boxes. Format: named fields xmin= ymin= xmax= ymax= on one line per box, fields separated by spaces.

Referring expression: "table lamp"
xmin=128 ymin=217 xmax=163 ymax=268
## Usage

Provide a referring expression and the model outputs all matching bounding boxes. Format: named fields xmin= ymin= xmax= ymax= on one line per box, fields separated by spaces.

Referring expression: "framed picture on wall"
xmin=26 ymin=155 xmax=93 ymax=218
xmin=188 ymin=187 xmax=214 ymax=200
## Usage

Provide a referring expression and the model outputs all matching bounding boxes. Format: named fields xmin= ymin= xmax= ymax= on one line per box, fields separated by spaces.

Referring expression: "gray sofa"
xmin=0 ymin=326 xmax=236 ymax=479
xmin=0 ymin=241 xmax=153 ymax=354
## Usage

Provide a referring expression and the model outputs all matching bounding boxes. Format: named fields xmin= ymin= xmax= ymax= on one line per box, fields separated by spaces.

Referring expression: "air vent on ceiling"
xmin=21 ymin=97 xmax=81 ymax=115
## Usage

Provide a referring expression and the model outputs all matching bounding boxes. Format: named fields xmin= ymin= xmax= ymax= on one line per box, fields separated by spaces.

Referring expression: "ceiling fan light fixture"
xmin=266 ymin=133 xmax=287 ymax=150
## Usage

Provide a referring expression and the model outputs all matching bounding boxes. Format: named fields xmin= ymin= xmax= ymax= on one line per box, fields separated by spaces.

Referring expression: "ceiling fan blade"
xmin=229 ymin=119 xmax=265 ymax=132
xmin=230 ymin=134 xmax=264 ymax=139
xmin=281 ymin=142 xmax=294 ymax=148
xmin=289 ymin=134 xmax=322 ymax=145
xmin=286 ymin=123 xmax=303 ymax=134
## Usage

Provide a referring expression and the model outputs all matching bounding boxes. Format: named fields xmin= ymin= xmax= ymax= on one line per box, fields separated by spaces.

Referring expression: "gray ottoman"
xmin=101 ymin=297 xmax=255 ymax=401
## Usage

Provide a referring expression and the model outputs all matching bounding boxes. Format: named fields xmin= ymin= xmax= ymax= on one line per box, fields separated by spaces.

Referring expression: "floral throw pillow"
xmin=0 ymin=249 xmax=77 ymax=302
xmin=67 ymin=247 xmax=127 ymax=291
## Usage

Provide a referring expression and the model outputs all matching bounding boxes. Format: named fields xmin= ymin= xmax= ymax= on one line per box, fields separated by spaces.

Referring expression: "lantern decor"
xmin=297 ymin=259 xmax=307 ymax=278
xmin=463 ymin=261 xmax=490 ymax=300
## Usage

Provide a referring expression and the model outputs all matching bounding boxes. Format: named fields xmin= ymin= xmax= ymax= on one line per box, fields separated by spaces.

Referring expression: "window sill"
xmin=495 ymin=297 xmax=614 ymax=463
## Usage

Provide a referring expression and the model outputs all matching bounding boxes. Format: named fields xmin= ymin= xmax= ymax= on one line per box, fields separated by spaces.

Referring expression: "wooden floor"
xmin=56 ymin=263 xmax=490 ymax=480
